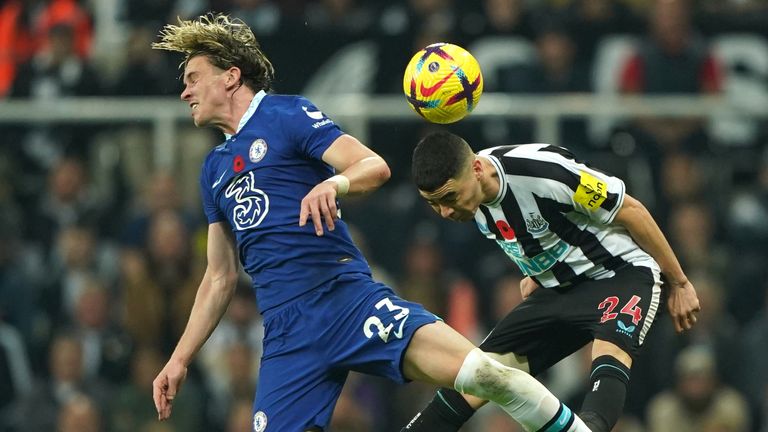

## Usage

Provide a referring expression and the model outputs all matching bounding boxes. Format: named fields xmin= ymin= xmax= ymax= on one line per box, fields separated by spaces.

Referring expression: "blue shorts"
xmin=251 ymin=272 xmax=440 ymax=432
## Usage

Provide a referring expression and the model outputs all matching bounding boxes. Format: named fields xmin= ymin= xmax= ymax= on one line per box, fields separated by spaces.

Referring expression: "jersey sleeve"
xmin=199 ymin=156 xmax=227 ymax=224
xmin=501 ymin=146 xmax=625 ymax=225
xmin=287 ymin=96 xmax=345 ymax=160
xmin=568 ymin=165 xmax=625 ymax=224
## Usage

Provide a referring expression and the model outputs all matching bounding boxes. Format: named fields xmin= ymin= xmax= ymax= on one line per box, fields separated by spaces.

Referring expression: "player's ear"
xmin=225 ymin=66 xmax=242 ymax=89
xmin=472 ymin=158 xmax=483 ymax=179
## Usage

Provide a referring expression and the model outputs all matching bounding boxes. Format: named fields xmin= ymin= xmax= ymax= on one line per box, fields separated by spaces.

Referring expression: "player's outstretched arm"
xmin=153 ymin=222 xmax=239 ymax=420
xmin=300 ymin=134 xmax=391 ymax=236
xmin=613 ymin=194 xmax=701 ymax=332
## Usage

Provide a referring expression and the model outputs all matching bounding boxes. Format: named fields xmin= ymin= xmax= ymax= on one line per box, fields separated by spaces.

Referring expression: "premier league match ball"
xmin=403 ymin=43 xmax=483 ymax=124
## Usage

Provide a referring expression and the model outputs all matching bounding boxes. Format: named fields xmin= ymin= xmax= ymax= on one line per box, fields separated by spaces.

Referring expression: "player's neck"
xmin=219 ymin=88 xmax=257 ymax=135
xmin=479 ymin=157 xmax=500 ymax=204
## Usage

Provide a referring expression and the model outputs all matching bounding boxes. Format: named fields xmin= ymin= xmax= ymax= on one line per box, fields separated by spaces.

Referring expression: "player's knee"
xmin=453 ymin=348 xmax=532 ymax=405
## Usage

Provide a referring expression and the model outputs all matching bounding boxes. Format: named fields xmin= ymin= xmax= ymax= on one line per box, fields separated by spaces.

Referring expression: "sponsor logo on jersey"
xmin=249 ymin=139 xmax=268 ymax=163
xmin=524 ymin=213 xmax=549 ymax=234
xmin=574 ymin=171 xmax=607 ymax=211
xmin=225 ymin=171 xmax=270 ymax=230
xmin=496 ymin=239 xmax=569 ymax=276
xmin=311 ymin=118 xmax=333 ymax=129
xmin=616 ymin=320 xmax=636 ymax=336
xmin=253 ymin=411 xmax=267 ymax=432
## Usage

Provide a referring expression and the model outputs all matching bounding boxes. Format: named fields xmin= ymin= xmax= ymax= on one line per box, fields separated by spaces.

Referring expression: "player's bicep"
xmin=321 ymin=134 xmax=382 ymax=172
xmin=206 ymin=222 xmax=238 ymax=279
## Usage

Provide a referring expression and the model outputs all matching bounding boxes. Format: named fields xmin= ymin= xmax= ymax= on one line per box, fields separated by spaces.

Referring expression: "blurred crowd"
xmin=1 ymin=0 xmax=768 ymax=431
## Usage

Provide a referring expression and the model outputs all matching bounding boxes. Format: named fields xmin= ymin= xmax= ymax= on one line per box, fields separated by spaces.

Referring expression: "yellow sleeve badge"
xmin=574 ymin=171 xmax=607 ymax=211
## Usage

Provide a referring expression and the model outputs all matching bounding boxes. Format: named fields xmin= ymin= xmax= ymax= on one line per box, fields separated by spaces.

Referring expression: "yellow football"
xmin=403 ymin=43 xmax=483 ymax=124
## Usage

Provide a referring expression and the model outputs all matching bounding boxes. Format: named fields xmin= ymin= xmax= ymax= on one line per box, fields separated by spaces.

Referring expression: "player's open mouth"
xmin=191 ymin=103 xmax=199 ymax=110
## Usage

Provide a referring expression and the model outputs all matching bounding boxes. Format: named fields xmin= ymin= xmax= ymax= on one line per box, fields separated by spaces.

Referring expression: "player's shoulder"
xmin=260 ymin=93 xmax=315 ymax=111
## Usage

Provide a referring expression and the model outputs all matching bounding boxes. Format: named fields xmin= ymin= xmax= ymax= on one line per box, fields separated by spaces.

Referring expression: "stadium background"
xmin=1 ymin=0 xmax=767 ymax=431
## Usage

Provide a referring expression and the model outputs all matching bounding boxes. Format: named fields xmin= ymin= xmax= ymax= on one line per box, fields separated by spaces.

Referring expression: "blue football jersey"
xmin=200 ymin=92 xmax=371 ymax=312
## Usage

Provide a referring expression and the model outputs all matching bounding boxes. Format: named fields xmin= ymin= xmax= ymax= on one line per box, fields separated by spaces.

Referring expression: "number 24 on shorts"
xmin=598 ymin=295 xmax=643 ymax=325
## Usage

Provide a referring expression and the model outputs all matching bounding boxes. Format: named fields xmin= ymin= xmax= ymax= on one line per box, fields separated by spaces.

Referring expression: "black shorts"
xmin=479 ymin=265 xmax=662 ymax=376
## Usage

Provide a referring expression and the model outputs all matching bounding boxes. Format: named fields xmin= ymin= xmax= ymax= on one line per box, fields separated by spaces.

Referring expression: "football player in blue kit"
xmin=150 ymin=13 xmax=594 ymax=432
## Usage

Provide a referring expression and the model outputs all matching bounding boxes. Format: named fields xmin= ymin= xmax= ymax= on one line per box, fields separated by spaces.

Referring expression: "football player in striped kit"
xmin=402 ymin=132 xmax=701 ymax=432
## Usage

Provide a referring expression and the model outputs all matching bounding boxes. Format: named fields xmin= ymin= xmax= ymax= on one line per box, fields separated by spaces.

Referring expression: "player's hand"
xmin=666 ymin=279 xmax=701 ymax=333
xmin=520 ymin=276 xmax=539 ymax=300
xmin=152 ymin=358 xmax=188 ymax=421
xmin=299 ymin=181 xmax=339 ymax=236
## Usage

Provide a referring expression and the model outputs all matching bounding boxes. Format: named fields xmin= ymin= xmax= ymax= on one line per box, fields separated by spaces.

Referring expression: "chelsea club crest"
xmin=249 ymin=139 xmax=268 ymax=163
xmin=253 ymin=411 xmax=267 ymax=432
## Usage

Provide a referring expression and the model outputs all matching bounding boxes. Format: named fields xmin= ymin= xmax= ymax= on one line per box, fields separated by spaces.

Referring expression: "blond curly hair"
xmin=152 ymin=13 xmax=274 ymax=92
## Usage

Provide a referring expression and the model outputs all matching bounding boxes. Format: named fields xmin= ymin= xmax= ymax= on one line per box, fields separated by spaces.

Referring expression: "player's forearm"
xmin=336 ymin=156 xmax=391 ymax=196
xmin=170 ymin=271 xmax=238 ymax=366
xmin=615 ymin=196 xmax=688 ymax=285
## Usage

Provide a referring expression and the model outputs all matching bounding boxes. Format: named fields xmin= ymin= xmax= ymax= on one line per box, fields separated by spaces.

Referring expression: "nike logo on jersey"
xmin=302 ymin=106 xmax=324 ymax=120
xmin=419 ymin=67 xmax=457 ymax=97
xmin=212 ymin=170 xmax=227 ymax=189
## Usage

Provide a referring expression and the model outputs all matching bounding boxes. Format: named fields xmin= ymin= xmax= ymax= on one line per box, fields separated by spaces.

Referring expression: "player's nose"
xmin=439 ymin=205 xmax=454 ymax=218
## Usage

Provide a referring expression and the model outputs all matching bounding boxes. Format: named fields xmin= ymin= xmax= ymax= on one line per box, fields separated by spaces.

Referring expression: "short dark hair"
xmin=412 ymin=132 xmax=474 ymax=192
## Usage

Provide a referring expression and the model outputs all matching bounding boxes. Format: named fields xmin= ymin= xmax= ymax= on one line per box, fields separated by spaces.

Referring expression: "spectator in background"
xmin=304 ymin=0 xmax=375 ymax=39
xmin=644 ymin=273 xmax=745 ymax=394
xmin=39 ymin=224 xmax=117 ymax=337
xmin=110 ymin=346 xmax=205 ymax=432
xmin=619 ymin=0 xmax=722 ymax=153
xmin=329 ymin=373 xmax=376 ymax=432
xmin=57 ymin=394 xmax=102 ymax=432
xmin=646 ymin=345 xmax=750 ymax=432
xmin=0 ymin=190 xmax=37 ymax=341
xmin=743 ymin=290 xmax=768 ymax=429
xmin=120 ymin=171 xmax=200 ymax=249
xmin=119 ymin=210 xmax=201 ymax=351
xmin=723 ymin=160 xmax=768 ymax=326
xmin=0 ymin=0 xmax=92 ymax=98
xmin=666 ymin=201 xmax=728 ymax=277
xmin=0 ymin=319 xmax=33 ymax=428
xmin=12 ymin=22 xmax=100 ymax=99
xmin=69 ymin=281 xmax=133 ymax=384
xmin=199 ymin=283 xmax=262 ymax=426
xmin=27 ymin=158 xmax=103 ymax=256
xmin=0 ymin=0 xmax=39 ymax=98
xmin=458 ymin=0 xmax=537 ymax=43
xmin=398 ymin=237 xmax=448 ymax=317
xmin=14 ymin=332 xmax=111 ymax=432
xmin=229 ymin=0 xmax=283 ymax=37
xmin=110 ymin=26 xmax=179 ymax=96
xmin=374 ymin=0 xmax=457 ymax=93
xmin=564 ymin=0 xmax=641 ymax=65
xmin=225 ymin=398 xmax=255 ymax=432
xmin=498 ymin=23 xmax=591 ymax=151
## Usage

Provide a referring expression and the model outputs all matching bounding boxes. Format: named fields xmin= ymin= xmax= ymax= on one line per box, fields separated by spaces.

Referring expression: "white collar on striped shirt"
xmin=479 ymin=154 xmax=506 ymax=207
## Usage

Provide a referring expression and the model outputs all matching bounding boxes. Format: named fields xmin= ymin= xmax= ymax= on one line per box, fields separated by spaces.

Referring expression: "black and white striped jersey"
xmin=475 ymin=144 xmax=659 ymax=287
